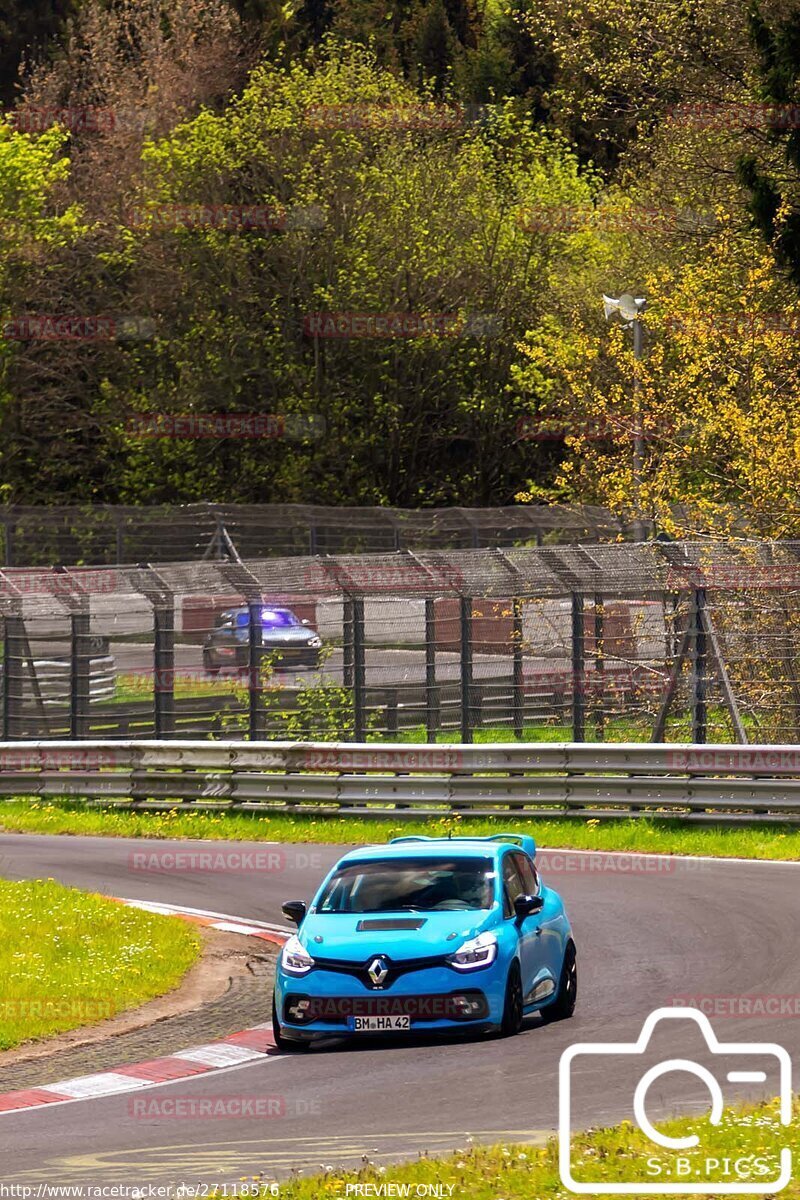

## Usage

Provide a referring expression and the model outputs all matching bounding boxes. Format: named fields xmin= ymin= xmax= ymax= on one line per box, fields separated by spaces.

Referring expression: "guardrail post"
xmin=425 ymin=598 xmax=438 ymax=741
xmin=353 ymin=597 xmax=366 ymax=741
xmin=2 ymin=614 xmax=24 ymax=739
xmin=512 ymin=597 xmax=523 ymax=740
xmin=153 ymin=601 xmax=175 ymax=738
xmin=70 ymin=610 xmax=91 ymax=739
xmin=593 ymin=593 xmax=605 ymax=740
xmin=343 ymin=597 xmax=354 ymax=689
xmin=248 ymin=599 xmax=263 ymax=740
xmin=571 ymin=592 xmax=585 ymax=741
xmin=690 ymin=587 xmax=707 ymax=744
xmin=460 ymin=596 xmax=473 ymax=743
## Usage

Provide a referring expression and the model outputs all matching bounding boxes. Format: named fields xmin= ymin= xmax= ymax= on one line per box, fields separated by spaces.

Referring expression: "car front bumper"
xmin=275 ymin=962 xmax=508 ymax=1039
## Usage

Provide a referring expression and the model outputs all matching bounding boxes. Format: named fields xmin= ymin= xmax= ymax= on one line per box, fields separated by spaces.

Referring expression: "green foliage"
xmin=738 ymin=2 xmax=800 ymax=290
xmin=0 ymin=877 xmax=200 ymax=1049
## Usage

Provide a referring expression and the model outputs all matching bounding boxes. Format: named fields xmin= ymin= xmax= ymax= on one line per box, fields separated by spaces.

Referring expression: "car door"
xmin=501 ymin=852 xmax=543 ymax=1001
xmin=514 ymin=851 xmax=563 ymax=998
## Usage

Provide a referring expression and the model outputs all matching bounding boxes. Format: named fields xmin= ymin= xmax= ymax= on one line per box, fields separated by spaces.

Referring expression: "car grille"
xmin=309 ymin=953 xmax=447 ymax=989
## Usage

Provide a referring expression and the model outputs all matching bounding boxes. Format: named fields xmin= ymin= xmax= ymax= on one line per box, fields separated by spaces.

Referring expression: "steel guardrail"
xmin=0 ymin=740 xmax=799 ymax=823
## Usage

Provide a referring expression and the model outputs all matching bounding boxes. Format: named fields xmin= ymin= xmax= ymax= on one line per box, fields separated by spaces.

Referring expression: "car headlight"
xmin=447 ymin=931 xmax=497 ymax=971
xmin=307 ymin=635 xmax=322 ymax=648
xmin=281 ymin=934 xmax=315 ymax=975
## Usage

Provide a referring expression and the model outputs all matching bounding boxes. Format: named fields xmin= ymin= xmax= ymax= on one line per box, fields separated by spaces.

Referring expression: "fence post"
xmin=343 ymin=597 xmax=354 ymax=688
xmin=460 ymin=596 xmax=473 ymax=743
xmin=571 ymin=592 xmax=585 ymax=741
xmin=3 ymin=614 xmax=24 ymax=739
xmin=353 ymin=597 xmax=366 ymax=741
xmin=512 ymin=597 xmax=523 ymax=740
xmin=153 ymin=601 xmax=176 ymax=738
xmin=3 ymin=519 xmax=14 ymax=568
xmin=691 ymin=587 xmax=707 ymax=744
xmin=593 ymin=593 xmax=605 ymax=740
xmin=70 ymin=609 xmax=92 ymax=739
xmin=425 ymin=598 xmax=438 ymax=742
xmin=248 ymin=599 xmax=263 ymax=740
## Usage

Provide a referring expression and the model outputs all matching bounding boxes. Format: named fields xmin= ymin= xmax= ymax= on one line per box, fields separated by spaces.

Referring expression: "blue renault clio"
xmin=272 ymin=833 xmax=576 ymax=1048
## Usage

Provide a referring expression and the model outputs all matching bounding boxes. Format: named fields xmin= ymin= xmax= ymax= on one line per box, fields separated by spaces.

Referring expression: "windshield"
xmin=315 ymin=857 xmax=496 ymax=913
xmin=233 ymin=608 xmax=300 ymax=628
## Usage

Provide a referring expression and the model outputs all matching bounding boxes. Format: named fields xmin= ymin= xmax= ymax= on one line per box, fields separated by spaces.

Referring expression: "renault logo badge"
xmin=367 ymin=956 xmax=390 ymax=988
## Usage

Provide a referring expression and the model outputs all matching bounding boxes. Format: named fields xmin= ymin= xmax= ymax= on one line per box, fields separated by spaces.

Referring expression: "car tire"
xmin=540 ymin=941 xmax=577 ymax=1024
xmin=499 ymin=960 xmax=524 ymax=1037
xmin=202 ymin=650 xmax=219 ymax=677
xmin=272 ymin=996 xmax=309 ymax=1052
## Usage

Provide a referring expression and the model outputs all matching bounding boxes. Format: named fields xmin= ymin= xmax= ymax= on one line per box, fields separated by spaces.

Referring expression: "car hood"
xmin=231 ymin=627 xmax=317 ymax=645
xmin=297 ymin=910 xmax=495 ymax=961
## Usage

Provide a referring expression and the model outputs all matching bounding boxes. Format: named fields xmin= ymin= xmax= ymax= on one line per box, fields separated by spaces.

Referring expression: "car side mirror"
xmin=282 ymin=900 xmax=307 ymax=925
xmin=301 ymin=618 xmax=311 ymax=626
xmin=514 ymin=894 xmax=544 ymax=919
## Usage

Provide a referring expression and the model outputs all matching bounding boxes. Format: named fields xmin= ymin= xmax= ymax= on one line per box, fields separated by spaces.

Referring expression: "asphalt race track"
xmin=0 ymin=833 xmax=799 ymax=1188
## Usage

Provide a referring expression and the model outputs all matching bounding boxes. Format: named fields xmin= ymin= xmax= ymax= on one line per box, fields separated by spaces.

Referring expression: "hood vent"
xmin=356 ymin=918 xmax=426 ymax=932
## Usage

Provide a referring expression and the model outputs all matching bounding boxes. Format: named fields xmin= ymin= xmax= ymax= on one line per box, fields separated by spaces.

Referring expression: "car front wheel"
xmin=499 ymin=960 xmax=524 ymax=1037
xmin=540 ymin=941 xmax=577 ymax=1023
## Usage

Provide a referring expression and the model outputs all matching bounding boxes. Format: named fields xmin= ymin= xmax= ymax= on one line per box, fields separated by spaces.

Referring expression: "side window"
xmin=502 ymin=854 xmax=525 ymax=918
xmin=513 ymin=852 xmax=540 ymax=896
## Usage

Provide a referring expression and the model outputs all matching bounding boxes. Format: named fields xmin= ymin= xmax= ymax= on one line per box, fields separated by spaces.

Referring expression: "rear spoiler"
xmin=389 ymin=832 xmax=537 ymax=861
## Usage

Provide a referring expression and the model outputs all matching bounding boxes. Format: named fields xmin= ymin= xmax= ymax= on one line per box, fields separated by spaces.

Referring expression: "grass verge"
xmin=272 ymin=1097 xmax=796 ymax=1199
xmin=0 ymin=877 xmax=201 ymax=1049
xmin=1 ymin=799 xmax=800 ymax=860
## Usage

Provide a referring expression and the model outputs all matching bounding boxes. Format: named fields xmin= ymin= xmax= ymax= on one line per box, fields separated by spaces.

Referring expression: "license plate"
xmin=347 ymin=1015 xmax=411 ymax=1032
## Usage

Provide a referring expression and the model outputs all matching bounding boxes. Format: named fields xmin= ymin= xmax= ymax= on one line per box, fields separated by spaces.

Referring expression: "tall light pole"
xmin=602 ymin=292 xmax=647 ymax=541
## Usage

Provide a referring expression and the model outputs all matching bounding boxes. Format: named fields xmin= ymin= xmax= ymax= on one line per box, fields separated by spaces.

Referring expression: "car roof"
xmin=333 ymin=838 xmax=528 ymax=866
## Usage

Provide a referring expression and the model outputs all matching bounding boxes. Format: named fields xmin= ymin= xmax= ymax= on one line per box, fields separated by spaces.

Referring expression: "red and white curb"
xmin=0 ymin=900 xmax=291 ymax=1117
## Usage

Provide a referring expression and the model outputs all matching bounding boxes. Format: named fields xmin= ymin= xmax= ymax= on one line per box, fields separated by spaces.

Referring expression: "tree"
xmin=738 ymin=2 xmax=800 ymax=291
xmin=512 ymin=219 xmax=800 ymax=535
xmin=103 ymin=43 xmax=600 ymax=506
